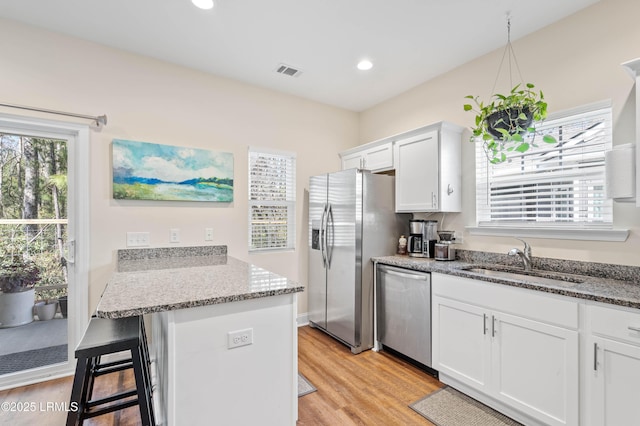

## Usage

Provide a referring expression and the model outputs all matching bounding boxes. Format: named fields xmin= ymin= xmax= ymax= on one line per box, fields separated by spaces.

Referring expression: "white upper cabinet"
xmin=340 ymin=141 xmax=393 ymax=172
xmin=621 ymin=58 xmax=640 ymax=207
xmin=340 ymin=121 xmax=463 ymax=212
xmin=394 ymin=122 xmax=463 ymax=213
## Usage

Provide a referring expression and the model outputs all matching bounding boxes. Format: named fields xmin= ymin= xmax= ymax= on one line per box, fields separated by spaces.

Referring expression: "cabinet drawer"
xmin=589 ymin=304 xmax=640 ymax=345
xmin=432 ymin=273 xmax=579 ymax=329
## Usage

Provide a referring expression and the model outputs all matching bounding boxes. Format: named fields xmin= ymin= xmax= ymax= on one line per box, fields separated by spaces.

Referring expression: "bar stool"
xmin=67 ymin=316 xmax=155 ymax=426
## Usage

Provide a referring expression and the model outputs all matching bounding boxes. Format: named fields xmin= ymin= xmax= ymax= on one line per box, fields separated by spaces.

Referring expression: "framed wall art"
xmin=112 ymin=139 xmax=233 ymax=202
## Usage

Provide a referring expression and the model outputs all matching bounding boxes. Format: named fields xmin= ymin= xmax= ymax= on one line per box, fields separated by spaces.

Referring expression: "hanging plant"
xmin=464 ymin=83 xmax=557 ymax=164
xmin=462 ymin=15 xmax=557 ymax=164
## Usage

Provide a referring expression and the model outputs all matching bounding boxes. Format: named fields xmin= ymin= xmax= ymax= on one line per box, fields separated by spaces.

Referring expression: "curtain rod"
xmin=0 ymin=102 xmax=107 ymax=127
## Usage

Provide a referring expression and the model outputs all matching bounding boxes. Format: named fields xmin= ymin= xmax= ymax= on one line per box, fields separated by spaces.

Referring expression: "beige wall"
xmin=0 ymin=19 xmax=358 ymax=314
xmin=359 ymin=0 xmax=640 ymax=266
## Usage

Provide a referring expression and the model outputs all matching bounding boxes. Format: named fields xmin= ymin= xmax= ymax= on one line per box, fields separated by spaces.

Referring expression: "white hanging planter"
xmin=0 ymin=288 xmax=35 ymax=328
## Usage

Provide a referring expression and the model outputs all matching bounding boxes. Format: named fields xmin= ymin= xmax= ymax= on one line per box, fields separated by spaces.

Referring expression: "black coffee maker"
xmin=407 ymin=220 xmax=425 ymax=257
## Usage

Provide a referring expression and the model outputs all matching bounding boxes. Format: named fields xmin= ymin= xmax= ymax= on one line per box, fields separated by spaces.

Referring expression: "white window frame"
xmin=248 ymin=147 xmax=296 ymax=252
xmin=468 ymin=101 xmax=629 ymax=242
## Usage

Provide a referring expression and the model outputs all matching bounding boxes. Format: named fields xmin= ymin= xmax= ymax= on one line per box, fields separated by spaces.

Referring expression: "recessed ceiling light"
xmin=192 ymin=0 xmax=214 ymax=10
xmin=357 ymin=60 xmax=373 ymax=71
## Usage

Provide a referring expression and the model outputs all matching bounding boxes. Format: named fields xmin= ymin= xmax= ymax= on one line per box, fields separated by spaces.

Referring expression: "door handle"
xmin=483 ymin=314 xmax=488 ymax=335
xmin=491 ymin=315 xmax=497 ymax=337
xmin=381 ymin=268 xmax=428 ymax=281
xmin=320 ymin=205 xmax=328 ymax=267
xmin=65 ymin=240 xmax=76 ymax=265
xmin=593 ymin=342 xmax=599 ymax=371
xmin=326 ymin=204 xmax=334 ymax=267
xmin=628 ymin=326 xmax=640 ymax=333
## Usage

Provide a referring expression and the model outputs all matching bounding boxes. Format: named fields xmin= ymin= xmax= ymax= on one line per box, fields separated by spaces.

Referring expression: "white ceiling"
xmin=0 ymin=0 xmax=599 ymax=111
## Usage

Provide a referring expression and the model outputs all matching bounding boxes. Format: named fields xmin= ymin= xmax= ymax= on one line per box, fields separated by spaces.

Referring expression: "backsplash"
xmin=117 ymin=245 xmax=227 ymax=272
xmin=456 ymin=249 xmax=640 ymax=283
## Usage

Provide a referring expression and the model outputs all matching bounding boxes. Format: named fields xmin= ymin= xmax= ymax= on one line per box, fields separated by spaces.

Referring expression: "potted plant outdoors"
xmin=59 ymin=294 xmax=68 ymax=318
xmin=0 ymin=255 xmax=41 ymax=328
xmin=464 ymin=83 xmax=557 ymax=164
xmin=35 ymin=299 xmax=58 ymax=321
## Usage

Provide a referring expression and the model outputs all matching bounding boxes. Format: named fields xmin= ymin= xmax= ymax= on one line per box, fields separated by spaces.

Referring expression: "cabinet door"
xmin=432 ymin=296 xmax=491 ymax=391
xmin=493 ymin=312 xmax=579 ymax=426
xmin=363 ymin=143 xmax=393 ymax=171
xmin=394 ymin=131 xmax=439 ymax=212
xmin=589 ymin=336 xmax=640 ymax=426
xmin=341 ymin=152 xmax=362 ymax=170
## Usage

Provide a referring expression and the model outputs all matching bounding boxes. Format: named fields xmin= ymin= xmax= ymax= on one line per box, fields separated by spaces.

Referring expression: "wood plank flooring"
xmin=0 ymin=325 xmax=442 ymax=425
xmin=298 ymin=326 xmax=441 ymax=425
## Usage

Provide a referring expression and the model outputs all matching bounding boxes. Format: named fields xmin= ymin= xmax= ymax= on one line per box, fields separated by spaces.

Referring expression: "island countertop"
xmin=95 ymin=246 xmax=304 ymax=319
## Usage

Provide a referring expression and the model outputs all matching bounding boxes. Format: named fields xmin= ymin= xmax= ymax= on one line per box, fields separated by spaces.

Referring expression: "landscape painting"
xmin=112 ymin=139 xmax=233 ymax=202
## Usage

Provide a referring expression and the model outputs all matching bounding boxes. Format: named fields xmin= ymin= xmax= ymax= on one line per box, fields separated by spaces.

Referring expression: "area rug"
xmin=298 ymin=373 xmax=317 ymax=397
xmin=410 ymin=386 xmax=522 ymax=426
xmin=0 ymin=344 xmax=68 ymax=375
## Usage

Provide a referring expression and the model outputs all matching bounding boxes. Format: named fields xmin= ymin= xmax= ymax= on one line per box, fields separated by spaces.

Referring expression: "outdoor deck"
xmin=0 ymin=315 xmax=68 ymax=375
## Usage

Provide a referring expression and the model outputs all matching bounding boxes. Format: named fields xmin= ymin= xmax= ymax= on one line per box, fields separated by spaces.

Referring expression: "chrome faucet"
xmin=508 ymin=238 xmax=532 ymax=271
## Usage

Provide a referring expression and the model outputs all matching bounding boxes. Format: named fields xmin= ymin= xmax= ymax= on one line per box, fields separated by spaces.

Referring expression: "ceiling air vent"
xmin=276 ymin=63 xmax=302 ymax=77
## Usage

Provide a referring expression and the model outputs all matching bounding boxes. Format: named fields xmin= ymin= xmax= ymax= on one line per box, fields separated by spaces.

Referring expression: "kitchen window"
xmin=474 ymin=102 xmax=619 ymax=239
xmin=248 ymin=148 xmax=296 ymax=251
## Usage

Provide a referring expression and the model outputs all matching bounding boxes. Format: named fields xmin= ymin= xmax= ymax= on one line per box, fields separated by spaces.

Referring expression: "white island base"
xmin=151 ymin=293 xmax=298 ymax=426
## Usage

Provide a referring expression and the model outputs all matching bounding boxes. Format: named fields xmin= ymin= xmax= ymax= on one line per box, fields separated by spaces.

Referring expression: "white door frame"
xmin=0 ymin=112 xmax=90 ymax=389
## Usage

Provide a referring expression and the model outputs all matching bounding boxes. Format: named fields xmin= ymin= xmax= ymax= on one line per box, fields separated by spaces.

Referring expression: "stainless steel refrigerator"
xmin=308 ymin=168 xmax=407 ymax=354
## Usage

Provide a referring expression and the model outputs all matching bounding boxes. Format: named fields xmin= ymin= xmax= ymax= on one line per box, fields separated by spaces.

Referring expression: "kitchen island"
xmin=96 ymin=246 xmax=304 ymax=426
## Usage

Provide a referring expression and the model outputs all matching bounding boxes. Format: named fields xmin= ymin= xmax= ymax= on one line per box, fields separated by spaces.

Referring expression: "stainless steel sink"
xmin=460 ymin=265 xmax=585 ymax=286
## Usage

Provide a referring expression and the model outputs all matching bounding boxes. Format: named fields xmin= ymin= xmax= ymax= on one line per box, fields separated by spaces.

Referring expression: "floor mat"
xmin=298 ymin=373 xmax=317 ymax=397
xmin=409 ymin=386 xmax=522 ymax=426
xmin=0 ymin=344 xmax=68 ymax=375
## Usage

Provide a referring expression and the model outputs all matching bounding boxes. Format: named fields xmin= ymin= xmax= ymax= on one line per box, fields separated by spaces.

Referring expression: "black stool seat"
xmin=67 ymin=316 xmax=154 ymax=426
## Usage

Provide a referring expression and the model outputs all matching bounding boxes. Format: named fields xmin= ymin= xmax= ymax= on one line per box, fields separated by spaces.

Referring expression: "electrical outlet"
xmin=126 ymin=232 xmax=150 ymax=247
xmin=227 ymin=328 xmax=253 ymax=349
xmin=170 ymin=228 xmax=180 ymax=243
xmin=205 ymin=227 xmax=213 ymax=241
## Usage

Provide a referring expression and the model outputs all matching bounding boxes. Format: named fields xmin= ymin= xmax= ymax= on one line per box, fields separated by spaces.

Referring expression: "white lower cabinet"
xmin=432 ymin=273 xmax=579 ymax=426
xmin=433 ymin=297 xmax=491 ymax=391
xmin=585 ymin=304 xmax=640 ymax=426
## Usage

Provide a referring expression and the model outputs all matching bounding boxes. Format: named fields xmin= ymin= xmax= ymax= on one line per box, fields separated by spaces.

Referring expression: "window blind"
xmin=248 ymin=148 xmax=296 ymax=251
xmin=476 ymin=104 xmax=613 ymax=229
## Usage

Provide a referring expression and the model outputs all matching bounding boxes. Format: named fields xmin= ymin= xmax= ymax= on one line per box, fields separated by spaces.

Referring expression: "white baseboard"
xmin=296 ymin=313 xmax=309 ymax=327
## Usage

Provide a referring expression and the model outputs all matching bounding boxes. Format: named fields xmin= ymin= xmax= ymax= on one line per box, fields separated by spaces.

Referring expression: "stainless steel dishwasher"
xmin=376 ymin=264 xmax=432 ymax=368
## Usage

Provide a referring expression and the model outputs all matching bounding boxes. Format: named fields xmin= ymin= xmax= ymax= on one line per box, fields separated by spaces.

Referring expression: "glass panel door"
xmin=0 ymin=127 xmax=75 ymax=387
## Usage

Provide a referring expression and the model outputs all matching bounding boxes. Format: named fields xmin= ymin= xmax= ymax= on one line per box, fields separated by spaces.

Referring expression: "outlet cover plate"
xmin=227 ymin=328 xmax=253 ymax=349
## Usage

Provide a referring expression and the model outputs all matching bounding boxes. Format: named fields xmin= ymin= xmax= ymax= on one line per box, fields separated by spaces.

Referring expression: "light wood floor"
xmin=0 ymin=325 xmax=442 ymax=425
xmin=297 ymin=326 xmax=441 ymax=425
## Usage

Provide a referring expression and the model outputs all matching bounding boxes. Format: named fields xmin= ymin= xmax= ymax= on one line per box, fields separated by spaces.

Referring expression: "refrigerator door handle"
xmin=320 ymin=204 xmax=328 ymax=267
xmin=326 ymin=203 xmax=334 ymax=268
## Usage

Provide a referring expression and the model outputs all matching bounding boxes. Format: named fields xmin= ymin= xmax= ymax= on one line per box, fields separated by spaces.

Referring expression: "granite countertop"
xmin=373 ymin=251 xmax=640 ymax=310
xmin=96 ymin=246 xmax=304 ymax=319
